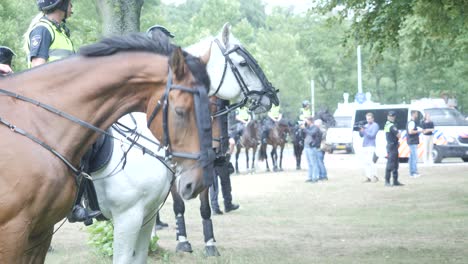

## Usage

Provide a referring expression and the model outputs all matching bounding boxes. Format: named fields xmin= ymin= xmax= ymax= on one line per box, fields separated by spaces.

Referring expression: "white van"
xmin=352 ymin=99 xmax=468 ymax=163
xmin=326 ymin=103 xmax=355 ymax=153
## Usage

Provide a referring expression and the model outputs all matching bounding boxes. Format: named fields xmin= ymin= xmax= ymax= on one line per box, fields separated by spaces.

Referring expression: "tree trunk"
xmin=95 ymin=0 xmax=145 ymax=36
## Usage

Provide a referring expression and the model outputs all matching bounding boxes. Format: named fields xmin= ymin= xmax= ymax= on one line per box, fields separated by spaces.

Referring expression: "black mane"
xmin=79 ymin=33 xmax=173 ymax=57
xmin=79 ymin=33 xmax=210 ymax=91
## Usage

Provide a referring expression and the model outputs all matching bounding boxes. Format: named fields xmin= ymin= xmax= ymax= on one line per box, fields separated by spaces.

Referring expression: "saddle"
xmin=79 ymin=129 xmax=114 ymax=221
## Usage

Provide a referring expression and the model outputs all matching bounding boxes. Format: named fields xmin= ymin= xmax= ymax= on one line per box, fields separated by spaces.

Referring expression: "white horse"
xmin=90 ymin=23 xmax=278 ymax=263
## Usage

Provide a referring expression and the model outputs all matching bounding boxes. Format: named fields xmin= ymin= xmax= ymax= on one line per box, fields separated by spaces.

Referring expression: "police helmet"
xmin=37 ymin=0 xmax=63 ymax=11
xmin=302 ymin=100 xmax=310 ymax=108
xmin=388 ymin=110 xmax=396 ymax=117
xmin=0 ymin=46 xmax=16 ymax=66
xmin=146 ymin=25 xmax=175 ymax=38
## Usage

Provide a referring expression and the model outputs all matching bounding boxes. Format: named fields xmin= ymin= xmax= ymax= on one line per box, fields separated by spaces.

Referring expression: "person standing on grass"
xmin=303 ymin=117 xmax=321 ymax=183
xmin=407 ymin=110 xmax=422 ymax=177
xmin=359 ymin=112 xmax=379 ymax=183
xmin=384 ymin=111 xmax=404 ymax=187
xmin=421 ymin=112 xmax=435 ymax=165
xmin=314 ymin=119 xmax=328 ymax=181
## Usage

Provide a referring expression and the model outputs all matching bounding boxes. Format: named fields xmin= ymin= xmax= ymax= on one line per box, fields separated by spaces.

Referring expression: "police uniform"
xmin=261 ymin=105 xmax=282 ymax=143
xmin=228 ymin=107 xmax=249 ymax=143
xmin=26 ymin=16 xmax=74 ymax=67
xmin=384 ymin=111 xmax=403 ymax=186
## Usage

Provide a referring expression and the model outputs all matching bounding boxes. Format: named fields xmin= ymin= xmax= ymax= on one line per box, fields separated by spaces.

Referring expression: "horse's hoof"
xmin=279 ymin=168 xmax=284 ymax=171
xmin=204 ymin=245 xmax=220 ymax=257
xmin=266 ymin=169 xmax=270 ymax=172
xmin=273 ymin=167 xmax=278 ymax=172
xmin=176 ymin=241 xmax=193 ymax=253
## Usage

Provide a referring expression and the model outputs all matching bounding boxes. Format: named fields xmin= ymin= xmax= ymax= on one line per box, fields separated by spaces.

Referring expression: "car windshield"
xmin=334 ymin=116 xmax=352 ymax=128
xmin=425 ymin=108 xmax=468 ymax=126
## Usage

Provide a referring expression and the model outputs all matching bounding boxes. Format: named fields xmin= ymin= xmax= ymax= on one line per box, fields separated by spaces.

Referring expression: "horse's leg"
xmin=252 ymin=146 xmax=257 ymax=173
xmin=21 ymin=225 xmax=52 ymax=263
xmin=271 ymin=147 xmax=278 ymax=172
xmin=112 ymin=206 xmax=146 ymax=264
xmin=171 ymin=186 xmax=193 ymax=253
xmin=235 ymin=145 xmax=241 ymax=174
xmin=245 ymin=147 xmax=250 ymax=171
xmin=264 ymin=145 xmax=270 ymax=172
xmin=200 ymin=188 xmax=220 ymax=256
xmin=279 ymin=144 xmax=285 ymax=171
xmin=133 ymin=212 xmax=157 ymax=264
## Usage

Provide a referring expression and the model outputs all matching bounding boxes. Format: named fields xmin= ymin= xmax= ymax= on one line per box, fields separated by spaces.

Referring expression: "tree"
xmin=95 ymin=0 xmax=146 ymax=36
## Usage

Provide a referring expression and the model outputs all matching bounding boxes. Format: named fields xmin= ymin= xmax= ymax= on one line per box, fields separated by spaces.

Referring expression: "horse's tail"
xmin=258 ymin=143 xmax=267 ymax=161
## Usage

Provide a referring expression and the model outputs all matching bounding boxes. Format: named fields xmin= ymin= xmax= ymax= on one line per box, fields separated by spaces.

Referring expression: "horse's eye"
xmin=175 ymin=107 xmax=186 ymax=117
xmin=239 ymin=60 xmax=247 ymax=67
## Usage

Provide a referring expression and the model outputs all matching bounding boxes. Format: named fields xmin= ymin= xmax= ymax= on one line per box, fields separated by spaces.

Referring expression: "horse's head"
xmin=146 ymin=45 xmax=214 ymax=200
xmin=203 ymin=23 xmax=279 ymax=114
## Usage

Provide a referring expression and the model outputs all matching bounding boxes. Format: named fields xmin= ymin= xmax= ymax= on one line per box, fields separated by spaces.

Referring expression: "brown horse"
xmin=259 ymin=120 xmax=290 ymax=171
xmin=0 ymin=33 xmax=212 ymax=263
xmin=235 ymin=120 xmax=260 ymax=173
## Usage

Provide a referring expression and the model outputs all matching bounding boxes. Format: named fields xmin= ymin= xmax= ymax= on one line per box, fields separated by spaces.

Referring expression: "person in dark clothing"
xmin=0 ymin=46 xmax=15 ymax=75
xmin=384 ymin=111 xmax=403 ymax=186
xmin=210 ymin=99 xmax=240 ymax=215
xmin=421 ymin=112 xmax=435 ymax=165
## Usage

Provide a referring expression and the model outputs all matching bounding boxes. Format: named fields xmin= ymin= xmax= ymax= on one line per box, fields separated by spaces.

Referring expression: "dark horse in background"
xmin=292 ymin=109 xmax=336 ymax=170
xmin=235 ymin=119 xmax=260 ymax=173
xmin=258 ymin=119 xmax=290 ymax=172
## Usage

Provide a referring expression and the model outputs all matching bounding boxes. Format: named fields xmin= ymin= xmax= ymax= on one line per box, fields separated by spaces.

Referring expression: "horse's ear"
xmin=170 ymin=47 xmax=187 ymax=80
xmin=199 ymin=42 xmax=212 ymax=65
xmin=222 ymin=22 xmax=231 ymax=46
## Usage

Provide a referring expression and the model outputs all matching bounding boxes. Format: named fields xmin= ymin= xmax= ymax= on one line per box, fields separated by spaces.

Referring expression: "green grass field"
xmin=46 ymin=156 xmax=468 ymax=264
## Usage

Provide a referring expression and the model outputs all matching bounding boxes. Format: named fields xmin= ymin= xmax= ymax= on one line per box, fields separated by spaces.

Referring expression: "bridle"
xmin=147 ymin=68 xmax=215 ymax=186
xmin=210 ymin=38 xmax=279 ymax=117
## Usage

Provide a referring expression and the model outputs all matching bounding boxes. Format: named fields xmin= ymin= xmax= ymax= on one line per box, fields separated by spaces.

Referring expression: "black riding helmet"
xmin=0 ymin=46 xmax=16 ymax=66
xmin=37 ymin=0 xmax=71 ymax=18
xmin=146 ymin=25 xmax=175 ymax=38
xmin=302 ymin=100 xmax=310 ymax=108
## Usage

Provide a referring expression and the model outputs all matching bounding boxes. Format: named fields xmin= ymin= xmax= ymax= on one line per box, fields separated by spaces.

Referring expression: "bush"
xmin=87 ymin=220 xmax=160 ymax=256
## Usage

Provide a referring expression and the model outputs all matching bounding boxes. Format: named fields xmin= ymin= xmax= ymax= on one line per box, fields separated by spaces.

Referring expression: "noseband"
xmin=147 ymin=68 xmax=215 ymax=186
xmin=211 ymin=39 xmax=279 ymax=117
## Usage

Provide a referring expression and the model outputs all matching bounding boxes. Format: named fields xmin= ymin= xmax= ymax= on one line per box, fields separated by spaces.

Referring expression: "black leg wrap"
xmin=203 ymin=219 xmax=215 ymax=243
xmin=175 ymin=215 xmax=187 ymax=241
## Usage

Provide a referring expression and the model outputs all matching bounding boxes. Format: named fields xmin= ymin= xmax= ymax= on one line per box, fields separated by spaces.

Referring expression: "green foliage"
xmin=87 ymin=221 xmax=114 ymax=256
xmin=86 ymin=221 xmax=159 ymax=256
xmin=86 ymin=220 xmax=160 ymax=256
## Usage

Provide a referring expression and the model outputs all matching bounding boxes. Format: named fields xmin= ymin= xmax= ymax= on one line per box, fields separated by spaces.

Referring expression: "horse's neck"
xmin=9 ymin=54 xmax=165 ymax=162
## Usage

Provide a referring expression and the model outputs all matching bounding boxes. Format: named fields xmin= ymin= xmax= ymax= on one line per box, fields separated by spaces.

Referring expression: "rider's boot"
xmin=68 ymin=204 xmax=102 ymax=226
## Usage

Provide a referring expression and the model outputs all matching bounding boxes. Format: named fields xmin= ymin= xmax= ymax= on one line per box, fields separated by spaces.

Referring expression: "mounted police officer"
xmin=384 ymin=111 xmax=404 ymax=187
xmin=26 ymin=0 xmax=101 ymax=224
xmin=298 ymin=100 xmax=311 ymax=124
xmin=228 ymin=106 xmax=250 ymax=154
xmin=261 ymin=104 xmax=282 ymax=144
xmin=0 ymin=46 xmax=15 ymax=75
xmin=26 ymin=0 xmax=74 ymax=68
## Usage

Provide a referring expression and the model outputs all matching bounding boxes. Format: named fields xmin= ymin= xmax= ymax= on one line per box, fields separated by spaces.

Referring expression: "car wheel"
xmin=432 ymin=146 xmax=443 ymax=163
xmin=398 ymin=157 xmax=408 ymax=163
xmin=462 ymin=157 xmax=468 ymax=162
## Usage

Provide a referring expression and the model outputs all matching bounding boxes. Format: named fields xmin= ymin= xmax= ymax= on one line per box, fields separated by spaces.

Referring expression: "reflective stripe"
xmin=49 ymin=49 xmax=74 ymax=59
